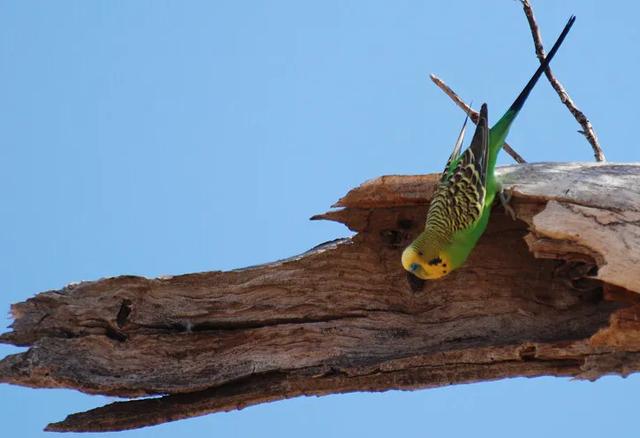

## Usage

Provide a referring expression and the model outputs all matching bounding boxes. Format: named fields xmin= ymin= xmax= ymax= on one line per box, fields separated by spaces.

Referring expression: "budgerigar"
xmin=402 ymin=16 xmax=575 ymax=280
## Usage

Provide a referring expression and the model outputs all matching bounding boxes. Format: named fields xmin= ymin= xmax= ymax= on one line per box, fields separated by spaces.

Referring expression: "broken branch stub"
xmin=2 ymin=162 xmax=640 ymax=432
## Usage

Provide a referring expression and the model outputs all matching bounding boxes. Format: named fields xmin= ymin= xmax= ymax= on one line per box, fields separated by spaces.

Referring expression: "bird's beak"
xmin=411 ymin=268 xmax=431 ymax=280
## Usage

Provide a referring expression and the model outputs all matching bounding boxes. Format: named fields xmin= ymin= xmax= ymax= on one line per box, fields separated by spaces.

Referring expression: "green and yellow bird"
xmin=402 ymin=16 xmax=575 ymax=280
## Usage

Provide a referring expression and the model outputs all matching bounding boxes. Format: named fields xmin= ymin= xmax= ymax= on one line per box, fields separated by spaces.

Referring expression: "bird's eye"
xmin=410 ymin=263 xmax=420 ymax=272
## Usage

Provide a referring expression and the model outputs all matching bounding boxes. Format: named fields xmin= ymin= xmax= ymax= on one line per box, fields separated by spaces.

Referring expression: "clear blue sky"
xmin=1 ymin=1 xmax=639 ymax=437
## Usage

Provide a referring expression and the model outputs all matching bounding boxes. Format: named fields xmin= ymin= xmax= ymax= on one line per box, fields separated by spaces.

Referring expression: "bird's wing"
xmin=440 ymin=108 xmax=470 ymax=180
xmin=431 ymin=103 xmax=489 ymax=233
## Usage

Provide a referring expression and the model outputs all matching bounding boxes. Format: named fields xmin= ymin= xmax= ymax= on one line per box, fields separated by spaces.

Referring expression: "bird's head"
xmin=401 ymin=245 xmax=452 ymax=280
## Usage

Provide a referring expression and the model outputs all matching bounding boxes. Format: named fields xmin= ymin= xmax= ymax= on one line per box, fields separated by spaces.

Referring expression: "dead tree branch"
xmin=429 ymin=74 xmax=527 ymax=164
xmin=1 ymin=163 xmax=640 ymax=432
xmin=521 ymin=0 xmax=606 ymax=162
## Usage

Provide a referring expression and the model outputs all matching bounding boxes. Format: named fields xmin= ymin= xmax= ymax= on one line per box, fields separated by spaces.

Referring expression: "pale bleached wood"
xmin=528 ymin=200 xmax=640 ymax=292
xmin=2 ymin=162 xmax=640 ymax=432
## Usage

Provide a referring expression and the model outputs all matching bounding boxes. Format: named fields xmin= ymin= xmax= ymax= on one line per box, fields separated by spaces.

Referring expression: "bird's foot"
xmin=499 ymin=188 xmax=517 ymax=221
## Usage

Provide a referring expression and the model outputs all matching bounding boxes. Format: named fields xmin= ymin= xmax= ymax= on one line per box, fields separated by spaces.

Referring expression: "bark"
xmin=1 ymin=162 xmax=640 ymax=432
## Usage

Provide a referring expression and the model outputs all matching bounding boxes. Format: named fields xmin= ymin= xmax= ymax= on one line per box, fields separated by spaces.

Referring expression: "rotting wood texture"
xmin=2 ymin=162 xmax=640 ymax=432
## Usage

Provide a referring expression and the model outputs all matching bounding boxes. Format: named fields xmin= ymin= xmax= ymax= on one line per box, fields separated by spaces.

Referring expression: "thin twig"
xmin=521 ymin=0 xmax=605 ymax=162
xmin=429 ymin=74 xmax=527 ymax=164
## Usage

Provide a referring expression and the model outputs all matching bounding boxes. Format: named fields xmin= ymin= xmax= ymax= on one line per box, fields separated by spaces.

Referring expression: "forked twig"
xmin=429 ymin=74 xmax=527 ymax=164
xmin=521 ymin=0 xmax=605 ymax=162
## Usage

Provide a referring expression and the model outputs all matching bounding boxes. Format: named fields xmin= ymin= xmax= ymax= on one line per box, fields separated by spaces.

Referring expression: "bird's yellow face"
xmin=401 ymin=246 xmax=452 ymax=280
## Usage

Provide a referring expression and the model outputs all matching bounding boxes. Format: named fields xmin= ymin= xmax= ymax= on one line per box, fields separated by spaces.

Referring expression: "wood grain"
xmin=2 ymin=162 xmax=640 ymax=432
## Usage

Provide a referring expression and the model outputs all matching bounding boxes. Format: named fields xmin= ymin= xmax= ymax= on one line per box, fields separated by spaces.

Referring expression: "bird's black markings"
xmin=424 ymin=104 xmax=489 ymax=242
xmin=428 ymin=257 xmax=442 ymax=266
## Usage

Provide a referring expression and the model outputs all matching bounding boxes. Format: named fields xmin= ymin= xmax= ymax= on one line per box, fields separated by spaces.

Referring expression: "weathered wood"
xmin=2 ymin=162 xmax=640 ymax=432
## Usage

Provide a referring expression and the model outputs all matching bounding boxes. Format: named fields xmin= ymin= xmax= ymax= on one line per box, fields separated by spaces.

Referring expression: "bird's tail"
xmin=490 ymin=15 xmax=576 ymax=159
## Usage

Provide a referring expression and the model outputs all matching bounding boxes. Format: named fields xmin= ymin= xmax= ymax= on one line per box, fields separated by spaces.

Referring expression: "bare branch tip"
xmin=429 ymin=73 xmax=526 ymax=164
xmin=520 ymin=0 xmax=605 ymax=162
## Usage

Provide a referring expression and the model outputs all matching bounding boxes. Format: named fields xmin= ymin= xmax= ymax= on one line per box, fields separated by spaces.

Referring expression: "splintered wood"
xmin=1 ymin=163 xmax=639 ymax=432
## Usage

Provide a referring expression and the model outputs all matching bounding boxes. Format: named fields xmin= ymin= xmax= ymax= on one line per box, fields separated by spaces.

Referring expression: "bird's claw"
xmin=499 ymin=188 xmax=517 ymax=221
